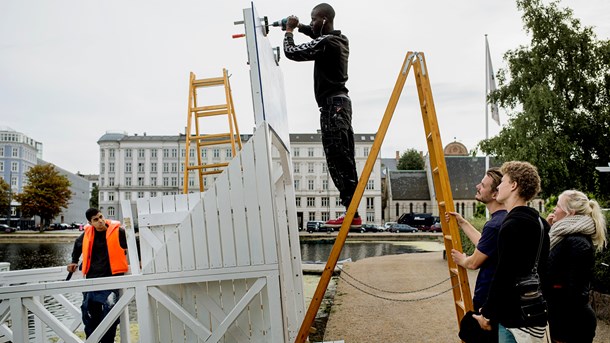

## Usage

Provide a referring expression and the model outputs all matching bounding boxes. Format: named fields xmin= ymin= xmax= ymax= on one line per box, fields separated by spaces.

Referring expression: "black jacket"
xmin=283 ymin=29 xmax=349 ymax=106
xmin=481 ymin=206 xmax=550 ymax=328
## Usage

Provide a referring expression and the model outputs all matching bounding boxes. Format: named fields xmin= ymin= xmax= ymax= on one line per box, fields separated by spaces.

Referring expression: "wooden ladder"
xmin=295 ymin=52 xmax=472 ymax=342
xmin=183 ymin=68 xmax=242 ymax=193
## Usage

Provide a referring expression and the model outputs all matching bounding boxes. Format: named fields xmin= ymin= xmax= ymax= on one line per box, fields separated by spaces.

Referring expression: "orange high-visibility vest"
xmin=81 ymin=220 xmax=128 ymax=276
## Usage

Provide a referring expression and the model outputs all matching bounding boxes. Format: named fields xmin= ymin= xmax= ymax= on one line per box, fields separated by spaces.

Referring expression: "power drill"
xmin=271 ymin=18 xmax=289 ymax=31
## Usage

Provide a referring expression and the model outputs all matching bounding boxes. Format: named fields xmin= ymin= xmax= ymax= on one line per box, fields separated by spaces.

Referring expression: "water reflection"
xmin=300 ymin=240 xmax=428 ymax=263
xmin=0 ymin=242 xmax=74 ymax=270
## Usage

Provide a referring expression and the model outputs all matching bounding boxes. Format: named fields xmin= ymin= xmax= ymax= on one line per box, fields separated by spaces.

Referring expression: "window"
xmin=322 ymin=163 xmax=328 ymax=173
xmin=321 ymin=212 xmax=329 ymax=221
xmin=226 ymin=149 xmax=232 ymax=158
xmin=138 ymin=177 xmax=144 ymax=186
xmin=366 ymin=180 xmax=375 ymax=190
xmin=366 ymin=197 xmax=374 ymax=209
xmin=108 ymin=207 xmax=115 ymax=216
xmin=322 ymin=179 xmax=328 ymax=190
xmin=213 ymin=148 xmax=220 ymax=158
xmin=101 ymin=163 xmax=105 ymax=173
xmin=11 ymin=176 xmax=17 ymax=188
xmin=151 ymin=149 xmax=157 ymax=158
xmin=293 ymin=163 xmax=300 ymax=173
xmin=308 ymin=212 xmax=316 ymax=221
xmin=138 ymin=163 xmax=144 ymax=173
xmin=109 ymin=149 xmax=115 ymax=158
xmin=335 ymin=198 xmax=342 ymax=207
xmin=0 ymin=162 xmax=3 ymax=171
xmin=137 ymin=191 xmax=144 ymax=198
xmin=366 ymin=212 xmax=375 ymax=222
xmin=109 ymin=177 xmax=115 ymax=186
xmin=109 ymin=162 xmax=115 ymax=172
xmin=125 ymin=177 xmax=131 ymax=186
xmin=138 ymin=149 xmax=145 ymax=158
xmin=307 ymin=197 xmax=315 ymax=207
xmin=295 ymin=197 xmax=301 ymax=207
xmin=125 ymin=162 xmax=132 ymax=173
xmin=171 ymin=177 xmax=178 ymax=187
xmin=163 ymin=177 xmax=169 ymax=186
xmin=163 ymin=149 xmax=170 ymax=158
xmin=293 ymin=148 xmax=300 ymax=157
xmin=171 ymin=163 xmax=178 ymax=173
xmin=181 ymin=148 xmax=186 ymax=158
xmin=163 ymin=163 xmax=169 ymax=173
xmin=308 ymin=163 xmax=314 ymax=173
xmin=335 ymin=211 xmax=343 ymax=218
xmin=108 ymin=192 xmax=115 ymax=201
xmin=11 ymin=162 xmax=18 ymax=172
xmin=125 ymin=192 xmax=131 ymax=200
xmin=171 ymin=148 xmax=178 ymax=158
xmin=12 ymin=147 xmax=18 ymax=157
xmin=395 ymin=203 xmax=399 ymax=216
xmin=151 ymin=163 xmax=157 ymax=172
xmin=125 ymin=149 xmax=132 ymax=158
xmin=363 ymin=147 xmax=370 ymax=157
xmin=151 ymin=191 xmax=158 ymax=197
xmin=308 ymin=147 xmax=314 ymax=157
xmin=201 ymin=149 xmax=207 ymax=158
xmin=321 ymin=197 xmax=329 ymax=207
xmin=308 ymin=179 xmax=314 ymax=190
xmin=294 ymin=179 xmax=300 ymax=190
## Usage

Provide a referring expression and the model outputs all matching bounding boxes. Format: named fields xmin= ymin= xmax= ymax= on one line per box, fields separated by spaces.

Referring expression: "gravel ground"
xmin=320 ymin=252 xmax=610 ymax=343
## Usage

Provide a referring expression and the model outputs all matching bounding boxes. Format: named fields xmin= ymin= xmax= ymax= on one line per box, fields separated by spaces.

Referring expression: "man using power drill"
xmin=283 ymin=3 xmax=361 ymax=229
xmin=67 ymin=208 xmax=128 ymax=342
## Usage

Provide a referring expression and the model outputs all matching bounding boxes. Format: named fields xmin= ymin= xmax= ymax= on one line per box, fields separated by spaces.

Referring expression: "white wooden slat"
xmin=119 ymin=305 xmax=132 ymax=343
xmin=0 ymin=324 xmax=12 ymax=343
xmin=136 ymin=198 xmax=155 ymax=274
xmin=227 ymin=154 xmax=251 ymax=267
xmin=192 ymin=286 xmax=247 ymax=343
xmin=282 ymin=178 xmax=306 ymax=317
xmin=0 ymin=266 xmax=65 ymax=286
xmin=162 ymin=195 xmax=182 ymax=273
xmin=219 ymin=279 xmax=237 ymax=342
xmin=33 ymin=296 xmax=45 ymax=343
xmin=22 ymin=298 xmax=81 ymax=343
xmin=9 ymin=298 xmax=27 ymax=343
xmin=203 ymin=187 xmax=223 ymax=269
xmin=206 ymin=278 xmax=267 ymax=343
xmin=121 ymin=199 xmax=142 ymax=276
xmin=195 ymin=282 xmax=212 ymax=342
xmin=148 ymin=286 xmax=212 ymax=340
xmin=241 ymin=139 xmax=265 ymax=265
xmin=176 ymin=194 xmax=196 ymax=271
xmin=265 ymin=275 xmax=285 ymax=342
xmin=135 ymin=284 xmax=155 ymax=343
xmin=149 ymin=196 xmax=169 ymax=273
xmin=252 ymin=128 xmax=278 ymax=264
xmin=84 ymin=288 xmax=134 ymax=343
xmin=139 ymin=211 xmax=190 ymax=227
xmin=216 ymin=173 xmax=237 ymax=268
xmin=248 ymin=279 xmax=265 ymax=342
xmin=181 ymin=284 xmax=198 ymax=343
xmin=233 ymin=279 xmax=251 ymax=341
xmin=188 ymin=192 xmax=210 ymax=270
xmin=166 ymin=285 xmax=186 ymax=343
xmin=204 ymin=281 xmax=222 ymax=337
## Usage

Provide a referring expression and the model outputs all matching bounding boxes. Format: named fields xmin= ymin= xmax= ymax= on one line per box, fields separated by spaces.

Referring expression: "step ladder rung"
xmin=194 ymin=109 xmax=229 ymax=117
xmin=200 ymin=170 xmax=224 ymax=176
xmin=198 ymin=139 xmax=233 ymax=147
xmin=444 ymin=235 xmax=452 ymax=241
xmin=455 ymin=300 xmax=465 ymax=311
xmin=438 ymin=201 xmax=445 ymax=207
xmin=187 ymin=162 xmax=230 ymax=171
xmin=432 ymin=167 xmax=439 ymax=174
xmin=188 ymin=133 xmax=231 ymax=141
xmin=450 ymin=268 xmax=459 ymax=276
xmin=426 ymin=132 xmax=433 ymax=141
xmin=192 ymin=77 xmax=225 ymax=87
xmin=191 ymin=104 xmax=227 ymax=112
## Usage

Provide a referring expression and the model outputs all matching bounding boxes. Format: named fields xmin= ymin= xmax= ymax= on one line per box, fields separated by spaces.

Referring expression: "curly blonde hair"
xmin=500 ymin=161 xmax=541 ymax=201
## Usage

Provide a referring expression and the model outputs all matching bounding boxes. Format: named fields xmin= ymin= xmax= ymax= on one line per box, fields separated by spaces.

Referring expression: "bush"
xmin=459 ymin=216 xmax=487 ymax=256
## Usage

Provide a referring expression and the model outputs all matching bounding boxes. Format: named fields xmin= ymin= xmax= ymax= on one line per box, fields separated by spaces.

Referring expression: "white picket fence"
xmin=0 ymin=123 xmax=304 ymax=342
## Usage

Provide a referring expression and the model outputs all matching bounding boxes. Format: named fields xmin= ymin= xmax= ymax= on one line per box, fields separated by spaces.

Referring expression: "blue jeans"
xmin=498 ymin=324 xmax=518 ymax=343
xmin=81 ymin=290 xmax=120 ymax=343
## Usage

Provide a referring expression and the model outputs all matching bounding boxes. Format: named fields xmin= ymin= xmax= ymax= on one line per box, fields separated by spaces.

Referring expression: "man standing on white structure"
xmin=67 ymin=208 xmax=128 ymax=343
xmin=283 ymin=3 xmax=362 ymax=228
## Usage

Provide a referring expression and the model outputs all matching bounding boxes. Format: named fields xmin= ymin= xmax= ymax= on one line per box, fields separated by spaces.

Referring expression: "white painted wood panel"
xmin=188 ymin=192 xmax=209 ymax=270
xmin=216 ymin=173 xmax=237 ymax=268
xmin=162 ymin=195 xmax=182 ymax=273
xmin=240 ymin=142 xmax=265 ymax=265
xmin=203 ymin=188 xmax=223 ymax=269
xmin=227 ymin=155 xmax=251 ymax=267
xmin=176 ymin=194 xmax=196 ymax=271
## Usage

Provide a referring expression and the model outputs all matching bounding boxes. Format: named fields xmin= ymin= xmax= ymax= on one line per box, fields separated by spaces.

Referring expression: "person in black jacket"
xmin=545 ymin=190 xmax=607 ymax=343
xmin=283 ymin=3 xmax=361 ymax=229
xmin=474 ymin=161 xmax=550 ymax=343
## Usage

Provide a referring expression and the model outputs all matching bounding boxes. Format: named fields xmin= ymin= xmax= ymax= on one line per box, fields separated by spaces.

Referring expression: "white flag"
xmin=486 ymin=37 xmax=500 ymax=125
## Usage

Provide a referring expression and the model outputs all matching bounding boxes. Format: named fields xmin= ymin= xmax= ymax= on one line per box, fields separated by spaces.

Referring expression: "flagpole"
xmin=485 ymin=34 xmax=490 ymax=219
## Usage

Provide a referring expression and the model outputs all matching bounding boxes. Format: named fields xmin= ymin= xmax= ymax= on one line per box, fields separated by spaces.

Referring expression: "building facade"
xmin=97 ymin=131 xmax=382 ymax=228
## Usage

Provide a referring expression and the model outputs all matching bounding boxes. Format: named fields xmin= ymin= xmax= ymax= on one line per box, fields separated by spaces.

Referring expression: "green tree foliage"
xmin=478 ymin=0 xmax=610 ymax=199
xmin=15 ymin=164 xmax=72 ymax=230
xmin=0 ymin=178 xmax=9 ymax=216
xmin=89 ymin=184 xmax=99 ymax=208
xmin=397 ymin=149 xmax=425 ymax=170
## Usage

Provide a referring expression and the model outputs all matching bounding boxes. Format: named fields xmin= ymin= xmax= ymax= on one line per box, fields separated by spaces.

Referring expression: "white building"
xmin=97 ymin=131 xmax=382 ymax=228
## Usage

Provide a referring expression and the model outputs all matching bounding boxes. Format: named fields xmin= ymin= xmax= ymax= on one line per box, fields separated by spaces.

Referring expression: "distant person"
xmin=67 ymin=208 xmax=128 ymax=343
xmin=448 ymin=168 xmax=507 ymax=312
xmin=474 ymin=161 xmax=550 ymax=343
xmin=283 ymin=3 xmax=361 ymax=229
xmin=545 ymin=190 xmax=607 ymax=343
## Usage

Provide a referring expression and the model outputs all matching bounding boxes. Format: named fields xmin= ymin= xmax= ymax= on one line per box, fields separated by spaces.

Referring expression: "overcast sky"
xmin=2 ymin=0 xmax=609 ymax=175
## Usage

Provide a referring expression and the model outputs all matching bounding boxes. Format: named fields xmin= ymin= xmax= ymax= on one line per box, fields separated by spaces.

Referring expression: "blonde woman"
xmin=546 ymin=190 xmax=607 ymax=343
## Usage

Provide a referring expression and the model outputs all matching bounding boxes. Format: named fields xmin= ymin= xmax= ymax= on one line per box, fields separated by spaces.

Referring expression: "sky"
xmin=2 ymin=0 xmax=610 ymax=175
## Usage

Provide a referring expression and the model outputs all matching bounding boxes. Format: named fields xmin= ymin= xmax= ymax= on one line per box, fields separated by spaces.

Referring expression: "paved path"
xmin=321 ymin=252 xmax=610 ymax=343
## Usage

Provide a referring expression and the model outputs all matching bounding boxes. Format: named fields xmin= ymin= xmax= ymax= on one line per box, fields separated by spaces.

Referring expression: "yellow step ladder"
xmin=295 ymin=52 xmax=472 ymax=342
xmin=183 ymin=69 xmax=242 ymax=193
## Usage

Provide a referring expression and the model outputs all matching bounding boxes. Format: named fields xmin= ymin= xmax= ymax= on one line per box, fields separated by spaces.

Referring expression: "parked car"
xmin=1 ymin=224 xmax=17 ymax=233
xmin=389 ymin=223 xmax=418 ymax=233
xmin=384 ymin=222 xmax=397 ymax=230
xmin=362 ymin=223 xmax=383 ymax=232
xmin=306 ymin=221 xmax=329 ymax=233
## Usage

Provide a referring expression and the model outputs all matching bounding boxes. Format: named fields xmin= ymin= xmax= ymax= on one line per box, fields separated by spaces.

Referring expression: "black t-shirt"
xmin=71 ymin=228 xmax=128 ymax=279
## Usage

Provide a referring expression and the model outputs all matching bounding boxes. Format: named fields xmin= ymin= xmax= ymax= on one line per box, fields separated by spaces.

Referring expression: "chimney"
xmin=395 ymin=150 xmax=400 ymax=162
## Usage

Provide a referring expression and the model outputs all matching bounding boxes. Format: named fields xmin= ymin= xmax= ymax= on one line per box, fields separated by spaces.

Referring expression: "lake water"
xmin=0 ymin=240 xmax=444 ymax=270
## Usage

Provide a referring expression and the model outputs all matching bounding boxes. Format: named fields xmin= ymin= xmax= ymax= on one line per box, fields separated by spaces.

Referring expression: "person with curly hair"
xmin=474 ymin=161 xmax=551 ymax=343
xmin=545 ymin=190 xmax=607 ymax=342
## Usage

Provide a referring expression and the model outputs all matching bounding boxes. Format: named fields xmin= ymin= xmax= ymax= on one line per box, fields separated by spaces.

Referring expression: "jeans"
xmin=498 ymin=324 xmax=518 ymax=343
xmin=81 ymin=290 xmax=120 ymax=343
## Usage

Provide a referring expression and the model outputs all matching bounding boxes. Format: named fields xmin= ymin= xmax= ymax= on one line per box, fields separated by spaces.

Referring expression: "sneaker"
xmin=325 ymin=214 xmax=362 ymax=228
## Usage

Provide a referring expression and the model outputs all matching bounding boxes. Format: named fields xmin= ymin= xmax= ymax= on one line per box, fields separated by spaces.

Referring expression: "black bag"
xmin=514 ymin=218 xmax=548 ymax=322
xmin=458 ymin=311 xmax=495 ymax=343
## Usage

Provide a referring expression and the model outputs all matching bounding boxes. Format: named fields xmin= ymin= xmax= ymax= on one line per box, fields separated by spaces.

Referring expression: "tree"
xmin=478 ymin=0 xmax=610 ymax=199
xmin=0 ymin=178 xmax=9 ymax=218
xmin=89 ymin=184 xmax=99 ymax=208
xmin=15 ymin=164 xmax=72 ymax=230
xmin=397 ymin=149 xmax=425 ymax=170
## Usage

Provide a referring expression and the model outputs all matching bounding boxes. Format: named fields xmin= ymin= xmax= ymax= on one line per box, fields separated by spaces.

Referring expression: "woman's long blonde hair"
xmin=558 ymin=190 xmax=607 ymax=252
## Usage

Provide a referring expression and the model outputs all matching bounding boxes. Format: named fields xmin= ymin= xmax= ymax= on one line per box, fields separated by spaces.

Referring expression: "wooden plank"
xmin=265 ymin=275 xmax=285 ymax=342
xmin=220 ymin=279 xmax=237 ymax=342
xmin=194 ymin=282 xmax=212 ymax=342
xmin=135 ymin=284 xmax=156 ymax=343
xmin=33 ymin=295 xmax=45 ymax=343
xmin=252 ymin=128 xmax=278 ymax=264
xmin=139 ymin=211 xmax=190 ymax=227
xmin=182 ymin=283 xmax=198 ymax=343
xmin=137 ymin=198 xmax=155 ymax=274
xmin=188 ymin=192 xmax=210 ymax=270
xmin=22 ymin=298 xmax=81 ymax=343
xmin=165 ymin=285 xmax=186 ymax=343
xmin=247 ymin=277 xmax=266 ymax=342
xmin=227 ymin=154 xmax=251 ymax=267
xmin=121 ymin=200 xmax=141 ymax=276
xmin=9 ymin=298 xmax=27 ymax=343
xmin=216 ymin=173 xmax=237 ymax=268
xmin=149 ymin=196 xmax=169 ymax=273
xmin=241 ymin=141 xmax=265 ymax=265
xmin=203 ymin=187 xmax=223 ymax=268
xmin=233 ymin=278 xmax=251 ymax=341
xmin=203 ymin=281 xmax=222 ymax=338
xmin=162 ymin=195 xmax=182 ymax=273
xmin=156 ymin=285 xmax=173 ymax=343
xmin=176 ymin=194 xmax=196 ymax=271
